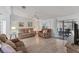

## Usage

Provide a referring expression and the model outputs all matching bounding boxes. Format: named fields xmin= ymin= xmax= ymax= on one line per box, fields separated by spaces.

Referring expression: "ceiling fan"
xmin=22 ymin=6 xmax=26 ymax=9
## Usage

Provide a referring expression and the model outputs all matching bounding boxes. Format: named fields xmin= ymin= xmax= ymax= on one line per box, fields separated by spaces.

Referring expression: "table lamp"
xmin=10 ymin=26 xmax=17 ymax=39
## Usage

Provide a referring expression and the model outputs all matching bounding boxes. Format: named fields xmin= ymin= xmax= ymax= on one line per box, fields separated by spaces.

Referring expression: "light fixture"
xmin=11 ymin=27 xmax=16 ymax=30
xmin=22 ymin=6 xmax=26 ymax=9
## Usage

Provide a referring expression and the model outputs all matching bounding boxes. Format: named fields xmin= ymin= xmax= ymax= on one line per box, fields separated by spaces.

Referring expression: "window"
xmin=0 ymin=19 xmax=6 ymax=34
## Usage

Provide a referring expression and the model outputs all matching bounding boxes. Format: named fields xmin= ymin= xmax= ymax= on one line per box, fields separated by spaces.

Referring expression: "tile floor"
xmin=20 ymin=36 xmax=67 ymax=53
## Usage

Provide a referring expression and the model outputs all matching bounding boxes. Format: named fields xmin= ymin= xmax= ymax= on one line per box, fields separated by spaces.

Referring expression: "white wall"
xmin=11 ymin=15 xmax=27 ymax=28
xmin=48 ymin=18 xmax=58 ymax=37
xmin=11 ymin=15 xmax=34 ymax=34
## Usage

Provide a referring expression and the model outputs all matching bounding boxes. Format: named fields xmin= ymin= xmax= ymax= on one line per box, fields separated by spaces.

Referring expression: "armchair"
xmin=38 ymin=29 xmax=52 ymax=38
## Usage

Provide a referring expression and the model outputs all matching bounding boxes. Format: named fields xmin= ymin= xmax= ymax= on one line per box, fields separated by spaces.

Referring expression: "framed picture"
xmin=19 ymin=22 xmax=24 ymax=27
xmin=28 ymin=21 xmax=32 ymax=27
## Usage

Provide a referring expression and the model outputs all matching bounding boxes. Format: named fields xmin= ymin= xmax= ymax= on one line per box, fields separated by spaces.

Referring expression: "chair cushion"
xmin=43 ymin=30 xmax=47 ymax=33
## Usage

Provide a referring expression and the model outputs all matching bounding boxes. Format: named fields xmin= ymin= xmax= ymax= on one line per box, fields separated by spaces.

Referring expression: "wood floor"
xmin=20 ymin=37 xmax=67 ymax=53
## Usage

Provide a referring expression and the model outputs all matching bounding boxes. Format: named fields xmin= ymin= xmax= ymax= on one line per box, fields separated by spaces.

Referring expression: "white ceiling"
xmin=13 ymin=6 xmax=79 ymax=19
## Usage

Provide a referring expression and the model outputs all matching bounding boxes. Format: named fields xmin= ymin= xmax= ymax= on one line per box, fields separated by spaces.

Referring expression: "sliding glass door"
xmin=57 ymin=20 xmax=74 ymax=40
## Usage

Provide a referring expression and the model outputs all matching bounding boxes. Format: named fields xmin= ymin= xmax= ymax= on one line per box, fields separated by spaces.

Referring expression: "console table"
xmin=10 ymin=33 xmax=17 ymax=40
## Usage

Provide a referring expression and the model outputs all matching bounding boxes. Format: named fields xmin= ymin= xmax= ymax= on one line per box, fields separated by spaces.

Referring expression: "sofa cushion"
xmin=19 ymin=29 xmax=25 ymax=33
xmin=5 ymin=40 xmax=16 ymax=49
xmin=43 ymin=30 xmax=47 ymax=33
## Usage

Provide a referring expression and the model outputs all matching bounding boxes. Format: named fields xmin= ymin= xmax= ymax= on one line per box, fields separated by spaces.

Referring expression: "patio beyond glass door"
xmin=57 ymin=20 xmax=74 ymax=40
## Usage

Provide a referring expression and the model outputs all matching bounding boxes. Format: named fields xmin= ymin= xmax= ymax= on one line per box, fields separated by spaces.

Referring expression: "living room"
xmin=0 ymin=6 xmax=79 ymax=53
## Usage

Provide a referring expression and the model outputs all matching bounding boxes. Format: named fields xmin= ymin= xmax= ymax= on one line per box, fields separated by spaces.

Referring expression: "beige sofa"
xmin=18 ymin=28 xmax=36 ymax=39
xmin=0 ymin=34 xmax=27 ymax=53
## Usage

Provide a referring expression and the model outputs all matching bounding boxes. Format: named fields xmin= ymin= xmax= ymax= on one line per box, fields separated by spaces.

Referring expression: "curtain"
xmin=0 ymin=19 xmax=6 ymax=34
